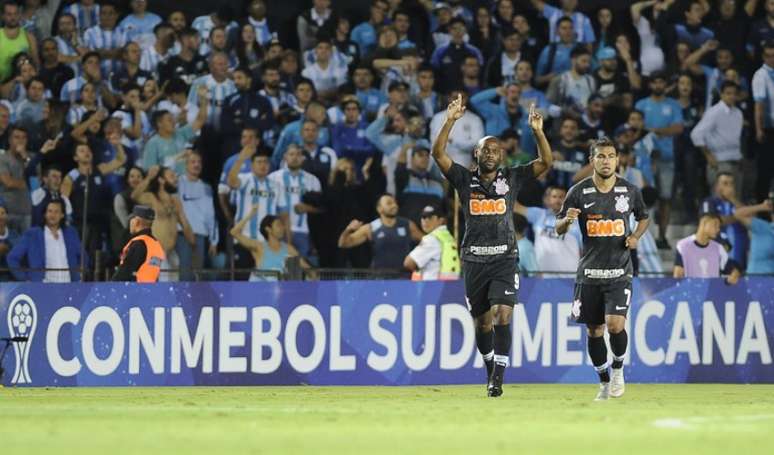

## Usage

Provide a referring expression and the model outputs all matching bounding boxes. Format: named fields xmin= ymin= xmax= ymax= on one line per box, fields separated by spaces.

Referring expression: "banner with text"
xmin=1 ymin=278 xmax=772 ymax=386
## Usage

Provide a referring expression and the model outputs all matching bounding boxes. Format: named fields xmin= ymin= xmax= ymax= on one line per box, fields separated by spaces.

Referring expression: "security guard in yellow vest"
xmin=113 ymin=206 xmax=166 ymax=282
xmin=404 ymin=204 xmax=460 ymax=280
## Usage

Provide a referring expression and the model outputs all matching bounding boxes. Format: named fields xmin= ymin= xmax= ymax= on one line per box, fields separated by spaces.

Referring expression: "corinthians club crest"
xmin=5 ymin=294 xmax=37 ymax=384
xmin=615 ymin=195 xmax=630 ymax=213
xmin=494 ymin=178 xmax=510 ymax=195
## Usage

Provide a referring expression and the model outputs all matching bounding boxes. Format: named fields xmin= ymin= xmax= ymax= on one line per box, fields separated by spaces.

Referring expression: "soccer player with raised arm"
xmin=432 ymin=95 xmax=552 ymax=397
xmin=555 ymin=138 xmax=650 ymax=401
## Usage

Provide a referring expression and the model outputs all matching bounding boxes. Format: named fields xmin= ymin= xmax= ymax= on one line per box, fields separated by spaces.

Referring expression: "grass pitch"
xmin=2 ymin=384 xmax=773 ymax=454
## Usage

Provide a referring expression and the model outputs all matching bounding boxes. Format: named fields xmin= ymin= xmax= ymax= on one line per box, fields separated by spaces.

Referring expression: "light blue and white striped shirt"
xmin=268 ymin=169 xmax=321 ymax=235
xmin=191 ymin=15 xmax=238 ymax=57
xmin=248 ymin=17 xmax=273 ymax=46
xmin=234 ymin=173 xmax=285 ymax=241
xmin=63 ymin=2 xmax=100 ymax=35
xmin=83 ymin=25 xmax=127 ymax=75
xmin=66 ymin=104 xmax=92 ymax=125
xmin=187 ymin=74 xmax=237 ymax=129
xmin=542 ymin=4 xmax=595 ymax=44
xmin=54 ymin=35 xmax=84 ymax=76
xmin=119 ymin=12 xmax=162 ymax=50
xmin=139 ymin=45 xmax=170 ymax=77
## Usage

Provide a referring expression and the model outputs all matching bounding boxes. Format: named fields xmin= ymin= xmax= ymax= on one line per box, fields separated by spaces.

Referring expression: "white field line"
xmin=653 ymin=414 xmax=774 ymax=430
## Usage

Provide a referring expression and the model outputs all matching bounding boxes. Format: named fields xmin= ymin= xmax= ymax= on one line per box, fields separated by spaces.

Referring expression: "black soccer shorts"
xmin=463 ymin=257 xmax=519 ymax=318
xmin=571 ymin=281 xmax=633 ymax=325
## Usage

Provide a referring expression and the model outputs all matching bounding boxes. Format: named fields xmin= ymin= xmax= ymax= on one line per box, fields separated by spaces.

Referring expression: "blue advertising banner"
xmin=1 ymin=278 xmax=772 ymax=387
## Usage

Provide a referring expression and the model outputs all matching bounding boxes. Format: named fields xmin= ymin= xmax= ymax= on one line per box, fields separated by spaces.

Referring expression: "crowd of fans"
xmin=0 ymin=0 xmax=771 ymax=282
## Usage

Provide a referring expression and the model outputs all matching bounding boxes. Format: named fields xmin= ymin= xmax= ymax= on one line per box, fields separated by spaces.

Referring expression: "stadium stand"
xmin=0 ymin=0 xmax=771 ymax=282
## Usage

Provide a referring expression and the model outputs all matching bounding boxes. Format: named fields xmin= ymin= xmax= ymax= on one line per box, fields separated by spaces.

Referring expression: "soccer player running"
xmin=432 ymin=95 xmax=552 ymax=397
xmin=555 ymin=138 xmax=650 ymax=401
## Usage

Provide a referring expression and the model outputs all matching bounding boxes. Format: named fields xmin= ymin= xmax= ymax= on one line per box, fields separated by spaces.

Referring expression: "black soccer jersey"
xmin=445 ymin=162 xmax=534 ymax=263
xmin=558 ymin=176 xmax=648 ymax=284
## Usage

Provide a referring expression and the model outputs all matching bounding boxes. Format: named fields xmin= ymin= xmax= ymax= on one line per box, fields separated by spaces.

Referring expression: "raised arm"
xmin=631 ymin=1 xmax=658 ymax=23
xmin=191 ymin=84 xmax=209 ymax=132
xmin=527 ymin=103 xmax=553 ymax=177
xmin=431 ymin=94 xmax=465 ymax=174
xmin=227 ymin=146 xmax=255 ymax=189
xmin=132 ymin=165 xmax=160 ymax=202
xmin=230 ymin=206 xmax=263 ymax=251
xmin=337 ymin=219 xmax=371 ymax=248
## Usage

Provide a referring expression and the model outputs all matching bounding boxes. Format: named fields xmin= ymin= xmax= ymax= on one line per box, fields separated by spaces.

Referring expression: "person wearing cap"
xmin=8 ymin=200 xmax=83 ymax=283
xmin=430 ymin=17 xmax=483 ymax=94
xmin=112 ymin=205 xmax=165 ymax=282
xmin=635 ymin=71 xmax=684 ymax=249
xmin=404 ymin=204 xmax=460 ymax=281
xmin=592 ymin=46 xmax=639 ymax=106
xmin=674 ymin=206 xmax=740 ymax=284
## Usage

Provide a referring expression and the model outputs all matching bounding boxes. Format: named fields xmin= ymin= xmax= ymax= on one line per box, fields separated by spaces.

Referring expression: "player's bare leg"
xmin=473 ymin=310 xmax=495 ymax=384
xmin=587 ymin=324 xmax=610 ymax=401
xmin=606 ymin=315 xmax=627 ymax=398
xmin=487 ymin=304 xmax=513 ymax=398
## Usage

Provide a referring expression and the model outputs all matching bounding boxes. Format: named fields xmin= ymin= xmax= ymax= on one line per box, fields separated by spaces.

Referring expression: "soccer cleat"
xmin=594 ymin=382 xmax=610 ymax=401
xmin=487 ymin=367 xmax=504 ymax=397
xmin=610 ymin=368 xmax=625 ymax=398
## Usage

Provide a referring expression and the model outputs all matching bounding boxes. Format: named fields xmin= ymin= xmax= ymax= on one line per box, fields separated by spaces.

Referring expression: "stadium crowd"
xmin=0 ymin=0 xmax=772 ymax=282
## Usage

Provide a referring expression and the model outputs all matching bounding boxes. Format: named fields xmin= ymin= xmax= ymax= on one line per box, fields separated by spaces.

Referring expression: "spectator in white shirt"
xmin=301 ymin=36 xmax=347 ymax=104
xmin=429 ymin=91 xmax=484 ymax=168
xmin=690 ymin=80 xmax=744 ymax=192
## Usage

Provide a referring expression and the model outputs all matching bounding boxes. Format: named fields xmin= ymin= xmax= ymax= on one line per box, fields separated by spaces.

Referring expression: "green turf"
xmin=2 ymin=384 xmax=773 ymax=454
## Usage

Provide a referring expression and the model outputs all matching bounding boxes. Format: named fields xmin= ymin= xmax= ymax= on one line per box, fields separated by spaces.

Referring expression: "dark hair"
xmin=259 ymin=214 xmax=279 ymax=239
xmin=513 ymin=213 xmax=528 ymax=233
xmin=151 ymin=110 xmax=171 ymax=129
xmin=45 ymin=199 xmax=67 ymax=226
xmin=82 ymin=51 xmax=100 ymax=64
xmin=122 ymin=82 xmax=141 ymax=95
xmin=764 ymin=40 xmax=774 ymax=51
xmin=180 ymin=26 xmax=198 ymax=38
xmin=8 ymin=124 xmax=27 ymax=136
xmin=589 ymin=137 xmax=617 ymax=157
xmin=393 ymin=8 xmax=410 ymax=19
xmin=44 ymin=165 xmax=63 ymax=177
xmin=148 ymin=166 xmax=171 ymax=195
xmin=570 ymin=45 xmax=591 ymax=59
xmin=719 ymin=80 xmax=738 ymax=92
xmin=164 ymin=78 xmax=188 ymax=95
xmin=124 ymin=165 xmax=145 ymax=186
xmin=153 ymin=22 xmax=173 ymax=35
xmin=235 ymin=24 xmax=264 ymax=66
xmin=25 ymin=77 xmax=45 ymax=90
xmin=232 ymin=66 xmax=253 ymax=79
xmin=557 ymin=16 xmax=574 ymax=28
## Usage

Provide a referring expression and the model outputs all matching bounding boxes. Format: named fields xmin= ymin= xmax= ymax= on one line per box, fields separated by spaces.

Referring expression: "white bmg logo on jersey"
xmin=6 ymin=294 xmax=37 ymax=384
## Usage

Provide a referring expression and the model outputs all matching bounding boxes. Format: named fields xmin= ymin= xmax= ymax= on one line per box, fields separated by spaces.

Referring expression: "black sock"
xmin=588 ymin=336 xmax=610 ymax=383
xmin=475 ymin=328 xmax=494 ymax=378
xmin=493 ymin=324 xmax=512 ymax=369
xmin=610 ymin=330 xmax=628 ymax=369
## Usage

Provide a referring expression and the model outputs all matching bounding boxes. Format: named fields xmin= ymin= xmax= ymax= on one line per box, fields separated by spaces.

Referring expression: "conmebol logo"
xmin=6 ymin=294 xmax=37 ymax=384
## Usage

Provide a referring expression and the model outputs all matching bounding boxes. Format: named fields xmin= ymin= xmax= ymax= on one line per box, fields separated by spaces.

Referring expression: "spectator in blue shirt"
xmin=530 ymin=0 xmax=595 ymax=44
xmin=535 ymin=17 xmax=577 ymax=87
xmin=119 ymin=0 xmax=163 ymax=49
xmin=352 ymin=64 xmax=385 ymax=120
xmin=351 ymin=0 xmax=389 ymax=58
xmin=272 ymin=102 xmax=330 ymax=168
xmin=331 ymin=98 xmax=374 ymax=174
xmin=734 ymin=196 xmax=774 ymax=275
xmin=672 ymin=1 xmax=715 ymax=50
xmin=635 ymin=71 xmax=684 ymax=249
xmin=470 ymin=83 xmax=535 ymax=155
